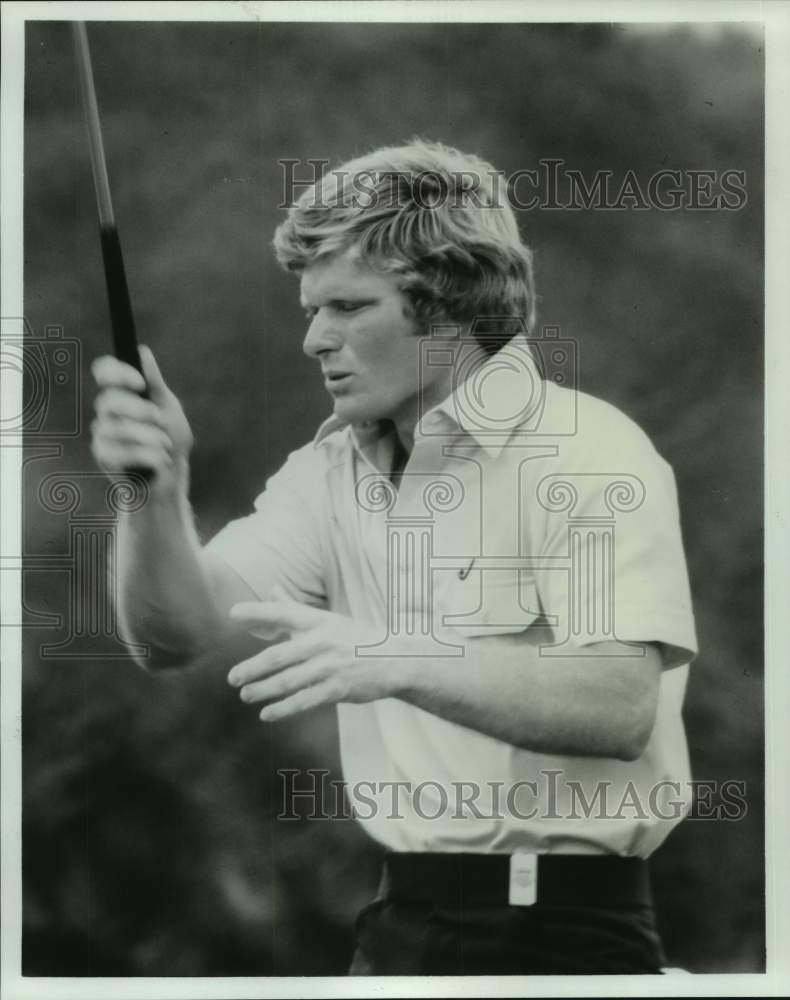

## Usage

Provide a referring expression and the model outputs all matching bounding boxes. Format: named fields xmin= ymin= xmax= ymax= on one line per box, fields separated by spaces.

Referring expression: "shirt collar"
xmin=313 ymin=333 xmax=542 ymax=458
xmin=313 ymin=415 xmax=391 ymax=461
xmin=313 ymin=413 xmax=349 ymax=448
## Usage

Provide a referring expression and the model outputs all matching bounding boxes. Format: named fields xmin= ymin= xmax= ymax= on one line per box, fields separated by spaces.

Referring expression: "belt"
xmin=380 ymin=852 xmax=652 ymax=908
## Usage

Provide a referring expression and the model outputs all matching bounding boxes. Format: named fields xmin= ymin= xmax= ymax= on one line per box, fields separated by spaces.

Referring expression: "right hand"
xmin=91 ymin=345 xmax=194 ymax=497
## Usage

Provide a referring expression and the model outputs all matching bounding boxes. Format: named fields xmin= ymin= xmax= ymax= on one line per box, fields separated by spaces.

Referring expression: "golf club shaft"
xmin=72 ymin=21 xmax=145 ymax=382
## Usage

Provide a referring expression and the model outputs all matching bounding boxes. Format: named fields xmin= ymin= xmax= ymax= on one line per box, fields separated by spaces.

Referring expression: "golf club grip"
xmin=100 ymin=226 xmax=153 ymax=479
xmin=100 ymin=224 xmax=146 ymax=389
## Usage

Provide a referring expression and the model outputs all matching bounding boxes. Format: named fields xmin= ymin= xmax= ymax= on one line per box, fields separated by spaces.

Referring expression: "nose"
xmin=302 ymin=309 xmax=341 ymax=359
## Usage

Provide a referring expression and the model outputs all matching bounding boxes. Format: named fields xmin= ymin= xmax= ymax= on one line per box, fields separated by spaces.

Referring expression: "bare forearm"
xmin=223 ymin=604 xmax=661 ymax=753
xmin=90 ymin=349 xmax=227 ymax=666
xmin=391 ymin=638 xmax=660 ymax=761
xmin=116 ymin=490 xmax=222 ymax=665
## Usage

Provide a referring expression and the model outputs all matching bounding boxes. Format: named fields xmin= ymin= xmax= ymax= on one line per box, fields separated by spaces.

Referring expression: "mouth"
xmin=323 ymin=372 xmax=353 ymax=390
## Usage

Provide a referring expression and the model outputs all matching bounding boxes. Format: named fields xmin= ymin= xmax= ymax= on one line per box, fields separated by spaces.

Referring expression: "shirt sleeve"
xmin=204 ymin=444 xmax=327 ymax=606
xmin=532 ymin=398 xmax=698 ymax=669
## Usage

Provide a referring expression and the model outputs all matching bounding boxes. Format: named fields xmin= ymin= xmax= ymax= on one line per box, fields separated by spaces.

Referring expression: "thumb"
xmin=139 ymin=345 xmax=170 ymax=403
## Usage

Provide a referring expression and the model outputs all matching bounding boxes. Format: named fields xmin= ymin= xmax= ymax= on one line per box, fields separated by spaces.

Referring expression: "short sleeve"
xmin=532 ymin=398 xmax=698 ymax=669
xmin=205 ymin=444 xmax=327 ymax=606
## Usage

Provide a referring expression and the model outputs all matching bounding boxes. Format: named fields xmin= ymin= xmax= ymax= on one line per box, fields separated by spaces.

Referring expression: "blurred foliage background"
xmin=21 ymin=19 xmax=763 ymax=975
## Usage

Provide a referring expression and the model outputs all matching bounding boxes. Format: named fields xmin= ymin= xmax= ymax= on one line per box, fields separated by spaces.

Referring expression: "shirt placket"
xmin=351 ymin=429 xmax=396 ymax=623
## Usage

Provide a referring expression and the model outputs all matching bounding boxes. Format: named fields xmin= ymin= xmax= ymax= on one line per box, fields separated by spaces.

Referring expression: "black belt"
xmin=380 ymin=852 xmax=652 ymax=908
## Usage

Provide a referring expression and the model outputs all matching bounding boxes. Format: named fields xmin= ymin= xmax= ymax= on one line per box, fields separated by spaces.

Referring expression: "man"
xmin=91 ymin=140 xmax=697 ymax=975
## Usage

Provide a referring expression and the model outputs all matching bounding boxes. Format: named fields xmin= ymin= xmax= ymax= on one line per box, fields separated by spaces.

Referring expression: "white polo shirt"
xmin=208 ymin=335 xmax=698 ymax=858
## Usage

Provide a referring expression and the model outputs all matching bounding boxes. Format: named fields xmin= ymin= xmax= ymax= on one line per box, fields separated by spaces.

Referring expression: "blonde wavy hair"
xmin=273 ymin=140 xmax=536 ymax=355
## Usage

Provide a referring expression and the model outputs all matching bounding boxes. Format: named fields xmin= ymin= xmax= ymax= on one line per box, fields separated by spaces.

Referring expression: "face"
xmin=300 ymin=250 xmax=454 ymax=440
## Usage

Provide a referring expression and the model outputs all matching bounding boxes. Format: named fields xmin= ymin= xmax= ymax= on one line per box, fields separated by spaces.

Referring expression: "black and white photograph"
xmin=1 ymin=0 xmax=788 ymax=996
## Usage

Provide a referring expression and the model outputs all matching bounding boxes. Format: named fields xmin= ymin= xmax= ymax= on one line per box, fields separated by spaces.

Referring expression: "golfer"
xmin=91 ymin=140 xmax=697 ymax=975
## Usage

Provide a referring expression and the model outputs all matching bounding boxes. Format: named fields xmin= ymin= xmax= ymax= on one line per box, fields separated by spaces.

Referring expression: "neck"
xmin=394 ymin=340 xmax=490 ymax=454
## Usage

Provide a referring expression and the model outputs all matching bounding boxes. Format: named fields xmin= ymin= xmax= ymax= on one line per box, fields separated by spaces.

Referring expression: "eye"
xmin=303 ymin=305 xmax=317 ymax=321
xmin=334 ymin=301 xmax=363 ymax=314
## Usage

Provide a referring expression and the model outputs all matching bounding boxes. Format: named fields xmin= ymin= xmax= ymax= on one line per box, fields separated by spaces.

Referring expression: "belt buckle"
xmin=508 ymin=852 xmax=538 ymax=906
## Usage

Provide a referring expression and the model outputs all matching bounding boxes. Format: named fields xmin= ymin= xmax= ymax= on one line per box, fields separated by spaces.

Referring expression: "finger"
xmin=91 ymin=438 xmax=172 ymax=474
xmin=227 ymin=634 xmax=323 ymax=687
xmin=229 ymin=599 xmax=328 ymax=633
xmin=94 ymin=388 xmax=168 ymax=428
xmin=247 ymin=622 xmax=289 ymax=643
xmin=139 ymin=345 xmax=171 ymax=405
xmin=91 ymin=355 xmax=147 ymax=394
xmin=239 ymin=656 xmax=334 ymax=706
xmin=258 ymin=678 xmax=342 ymax=722
xmin=92 ymin=418 xmax=173 ymax=453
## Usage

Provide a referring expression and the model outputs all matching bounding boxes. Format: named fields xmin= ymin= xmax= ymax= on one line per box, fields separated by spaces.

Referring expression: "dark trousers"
xmin=349 ymin=854 xmax=666 ymax=976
